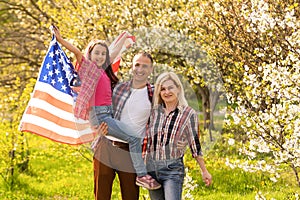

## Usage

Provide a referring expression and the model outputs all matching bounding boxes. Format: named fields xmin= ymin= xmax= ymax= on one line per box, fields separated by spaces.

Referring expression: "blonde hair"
xmin=153 ymin=72 xmax=188 ymax=107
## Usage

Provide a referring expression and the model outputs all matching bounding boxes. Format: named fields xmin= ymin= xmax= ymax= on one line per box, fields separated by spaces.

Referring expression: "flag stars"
xmin=51 ymin=79 xmax=56 ymax=85
xmin=58 ymin=76 xmax=63 ymax=83
xmin=43 ymin=75 xmax=48 ymax=81
xmin=55 ymin=68 xmax=60 ymax=75
xmin=40 ymin=40 xmax=77 ymax=96
xmin=61 ymin=85 xmax=67 ymax=91
xmin=49 ymin=52 xmax=55 ymax=58
xmin=65 ymin=70 xmax=71 ymax=76
xmin=62 ymin=64 xmax=68 ymax=72
xmin=65 ymin=71 xmax=73 ymax=81
xmin=65 ymin=56 xmax=71 ymax=64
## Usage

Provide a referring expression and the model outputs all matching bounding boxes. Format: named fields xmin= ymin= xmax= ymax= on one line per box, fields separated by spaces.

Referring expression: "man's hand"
xmin=91 ymin=122 xmax=108 ymax=152
xmin=92 ymin=122 xmax=108 ymax=136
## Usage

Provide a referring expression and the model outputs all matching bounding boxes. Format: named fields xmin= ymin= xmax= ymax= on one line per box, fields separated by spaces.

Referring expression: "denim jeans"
xmin=90 ymin=105 xmax=147 ymax=176
xmin=146 ymin=157 xmax=185 ymax=200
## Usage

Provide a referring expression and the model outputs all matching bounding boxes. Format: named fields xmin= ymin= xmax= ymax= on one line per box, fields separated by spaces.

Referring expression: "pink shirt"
xmin=94 ymin=69 xmax=112 ymax=106
xmin=75 ymin=56 xmax=112 ymax=119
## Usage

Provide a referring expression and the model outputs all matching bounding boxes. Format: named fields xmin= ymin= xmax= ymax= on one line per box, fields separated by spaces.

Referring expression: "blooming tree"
xmin=1 ymin=0 xmax=299 ymax=191
xmin=198 ymin=0 xmax=300 ymax=186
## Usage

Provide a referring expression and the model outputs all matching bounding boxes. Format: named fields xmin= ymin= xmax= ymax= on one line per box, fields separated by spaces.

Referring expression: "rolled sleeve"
xmin=186 ymin=112 xmax=203 ymax=157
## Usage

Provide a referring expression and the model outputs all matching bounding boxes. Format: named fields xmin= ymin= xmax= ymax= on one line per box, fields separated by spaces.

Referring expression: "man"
xmin=93 ymin=52 xmax=154 ymax=200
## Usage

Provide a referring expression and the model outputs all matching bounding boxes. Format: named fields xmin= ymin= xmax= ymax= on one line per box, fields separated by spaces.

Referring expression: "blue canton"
xmin=39 ymin=36 xmax=77 ymax=98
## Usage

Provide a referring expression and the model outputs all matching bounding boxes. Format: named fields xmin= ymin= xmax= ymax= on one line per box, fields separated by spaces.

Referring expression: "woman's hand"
xmin=177 ymin=140 xmax=188 ymax=150
xmin=195 ymin=155 xmax=213 ymax=186
xmin=202 ymin=170 xmax=212 ymax=186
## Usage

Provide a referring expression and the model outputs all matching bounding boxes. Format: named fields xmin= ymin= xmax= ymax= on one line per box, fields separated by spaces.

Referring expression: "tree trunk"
xmin=209 ymin=90 xmax=221 ymax=131
xmin=291 ymin=163 xmax=300 ymax=187
xmin=194 ymin=85 xmax=222 ymax=141
xmin=194 ymin=85 xmax=213 ymax=141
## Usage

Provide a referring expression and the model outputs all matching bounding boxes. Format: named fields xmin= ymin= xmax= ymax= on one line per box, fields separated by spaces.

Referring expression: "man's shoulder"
xmin=115 ymin=81 xmax=131 ymax=90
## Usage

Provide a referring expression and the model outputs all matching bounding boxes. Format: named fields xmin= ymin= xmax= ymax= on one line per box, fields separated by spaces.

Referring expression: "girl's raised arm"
xmin=52 ymin=26 xmax=83 ymax=64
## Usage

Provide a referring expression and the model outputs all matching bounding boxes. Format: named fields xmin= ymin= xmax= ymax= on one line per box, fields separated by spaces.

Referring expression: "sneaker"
xmin=136 ymin=175 xmax=161 ymax=190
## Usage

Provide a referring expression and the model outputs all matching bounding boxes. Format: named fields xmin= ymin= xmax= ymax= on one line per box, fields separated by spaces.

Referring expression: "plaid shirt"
xmin=74 ymin=57 xmax=103 ymax=119
xmin=112 ymin=80 xmax=153 ymax=120
xmin=146 ymin=104 xmax=203 ymax=160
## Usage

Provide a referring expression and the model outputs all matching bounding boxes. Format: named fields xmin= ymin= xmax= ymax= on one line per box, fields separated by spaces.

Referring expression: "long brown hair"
xmin=85 ymin=39 xmax=119 ymax=89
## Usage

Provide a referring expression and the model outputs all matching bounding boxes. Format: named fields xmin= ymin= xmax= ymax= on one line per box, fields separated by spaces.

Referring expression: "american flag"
xmin=19 ymin=36 xmax=95 ymax=145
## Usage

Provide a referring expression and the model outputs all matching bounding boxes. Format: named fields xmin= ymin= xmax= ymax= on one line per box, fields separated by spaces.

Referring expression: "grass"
xmin=183 ymin=156 xmax=298 ymax=200
xmin=0 ymin=133 xmax=299 ymax=200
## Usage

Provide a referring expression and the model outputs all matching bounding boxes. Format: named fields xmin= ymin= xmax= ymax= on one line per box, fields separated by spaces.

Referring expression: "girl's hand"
xmin=50 ymin=25 xmax=83 ymax=64
xmin=71 ymin=86 xmax=81 ymax=93
xmin=51 ymin=25 xmax=63 ymax=43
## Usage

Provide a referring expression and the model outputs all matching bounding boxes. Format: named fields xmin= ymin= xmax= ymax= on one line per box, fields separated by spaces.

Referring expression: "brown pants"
xmin=93 ymin=137 xmax=139 ymax=200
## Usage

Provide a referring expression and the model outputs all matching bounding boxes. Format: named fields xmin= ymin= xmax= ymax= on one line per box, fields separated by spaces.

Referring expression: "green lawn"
xmin=0 ymin=134 xmax=299 ymax=200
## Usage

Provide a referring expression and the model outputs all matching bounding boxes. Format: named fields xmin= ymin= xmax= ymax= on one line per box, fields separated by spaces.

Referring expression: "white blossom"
xmin=228 ymin=138 xmax=235 ymax=146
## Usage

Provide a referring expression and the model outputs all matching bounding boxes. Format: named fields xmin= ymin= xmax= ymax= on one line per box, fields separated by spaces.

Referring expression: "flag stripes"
xmin=19 ymin=37 xmax=95 ymax=145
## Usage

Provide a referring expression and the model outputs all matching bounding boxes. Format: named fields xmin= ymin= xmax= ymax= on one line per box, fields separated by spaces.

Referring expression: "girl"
xmin=52 ymin=26 xmax=160 ymax=190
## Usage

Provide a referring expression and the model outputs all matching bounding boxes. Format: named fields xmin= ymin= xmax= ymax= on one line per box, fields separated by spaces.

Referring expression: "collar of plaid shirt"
xmin=113 ymin=80 xmax=153 ymax=120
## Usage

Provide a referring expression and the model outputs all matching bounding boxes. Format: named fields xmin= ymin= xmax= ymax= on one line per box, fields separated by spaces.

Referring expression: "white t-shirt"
xmin=106 ymin=87 xmax=151 ymax=143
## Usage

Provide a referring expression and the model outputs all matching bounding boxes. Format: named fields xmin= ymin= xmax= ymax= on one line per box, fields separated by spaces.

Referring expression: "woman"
xmin=145 ymin=72 xmax=212 ymax=200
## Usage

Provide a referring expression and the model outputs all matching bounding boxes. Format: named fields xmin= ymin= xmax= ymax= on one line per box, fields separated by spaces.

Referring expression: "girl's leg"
xmin=103 ymin=116 xmax=147 ymax=176
xmin=90 ymin=106 xmax=146 ymax=176
xmin=90 ymin=106 xmax=141 ymax=138
xmin=90 ymin=106 xmax=161 ymax=190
